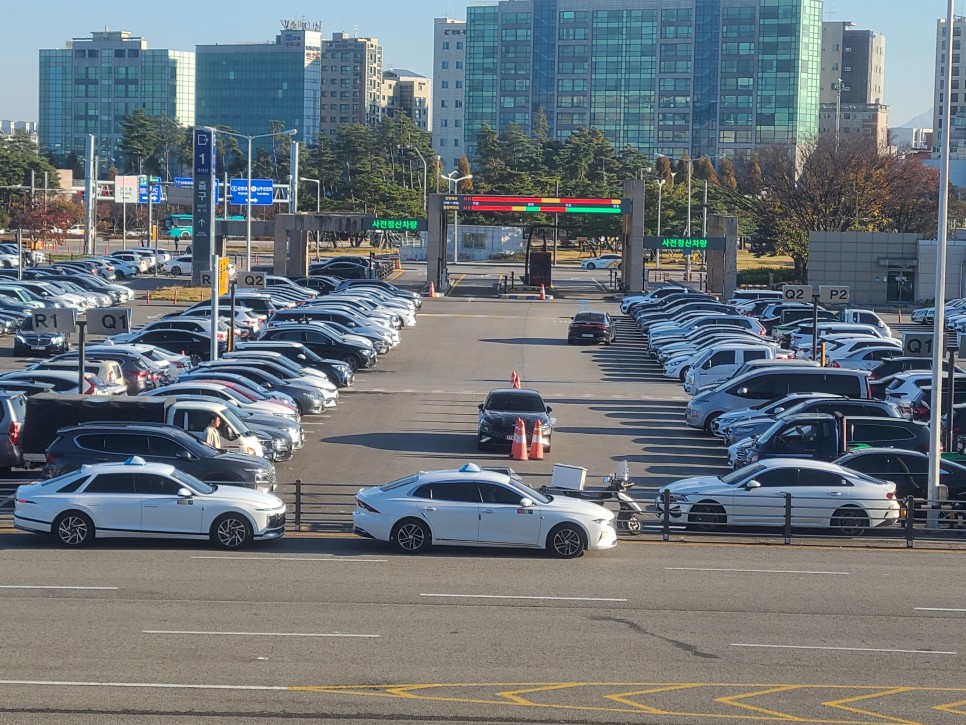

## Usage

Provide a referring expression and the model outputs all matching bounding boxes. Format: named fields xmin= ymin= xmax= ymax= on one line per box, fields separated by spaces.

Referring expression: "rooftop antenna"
xmin=354 ymin=25 xmax=358 ymax=38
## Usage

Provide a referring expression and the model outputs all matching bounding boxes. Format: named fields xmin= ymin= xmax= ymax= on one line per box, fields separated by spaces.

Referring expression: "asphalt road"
xmin=0 ymin=266 xmax=964 ymax=723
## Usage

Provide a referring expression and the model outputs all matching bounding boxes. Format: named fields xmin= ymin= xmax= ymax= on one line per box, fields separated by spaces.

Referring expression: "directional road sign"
xmin=230 ymin=179 xmax=274 ymax=206
xmin=31 ymin=308 xmax=77 ymax=334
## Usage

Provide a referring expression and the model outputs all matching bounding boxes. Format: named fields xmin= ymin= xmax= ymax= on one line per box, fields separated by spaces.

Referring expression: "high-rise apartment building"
xmin=39 ymin=30 xmax=194 ymax=169
xmin=381 ymin=69 xmax=432 ymax=132
xmin=464 ymin=0 xmax=821 ymax=161
xmin=195 ymin=22 xmax=322 ymax=146
xmin=819 ymin=21 xmax=887 ymax=148
xmin=933 ymin=16 xmax=966 ymax=155
xmin=432 ymin=18 xmax=467 ymax=170
xmin=318 ymin=33 xmax=383 ymax=137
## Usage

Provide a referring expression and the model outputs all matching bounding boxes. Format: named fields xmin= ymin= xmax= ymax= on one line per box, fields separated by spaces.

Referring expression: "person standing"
xmin=205 ymin=415 xmax=222 ymax=449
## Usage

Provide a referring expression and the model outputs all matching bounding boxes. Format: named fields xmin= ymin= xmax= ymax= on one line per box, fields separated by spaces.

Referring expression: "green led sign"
xmin=368 ymin=218 xmax=427 ymax=232
xmin=644 ymin=236 xmax=727 ymax=251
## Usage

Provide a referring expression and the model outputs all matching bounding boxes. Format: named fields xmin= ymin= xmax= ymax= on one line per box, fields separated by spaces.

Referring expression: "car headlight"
xmin=245 ymin=467 xmax=269 ymax=478
xmin=593 ymin=518 xmax=610 ymax=524
xmin=666 ymin=494 xmax=690 ymax=503
xmin=272 ymin=438 xmax=286 ymax=450
xmin=307 ymin=392 xmax=320 ymax=399
xmin=748 ymin=454 xmax=759 ymax=463
xmin=15 ymin=334 xmax=25 ymax=343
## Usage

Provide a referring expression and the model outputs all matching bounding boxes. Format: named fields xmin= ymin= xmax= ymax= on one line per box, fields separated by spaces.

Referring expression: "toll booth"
xmin=526 ymin=251 xmax=553 ymax=288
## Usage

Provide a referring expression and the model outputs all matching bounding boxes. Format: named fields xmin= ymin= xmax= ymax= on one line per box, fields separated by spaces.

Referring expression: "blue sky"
xmin=0 ymin=1 xmax=951 ymax=129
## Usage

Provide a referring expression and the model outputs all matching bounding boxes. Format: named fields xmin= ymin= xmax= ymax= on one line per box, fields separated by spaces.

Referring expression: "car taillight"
xmin=886 ymin=491 xmax=896 ymax=499
xmin=831 ymin=361 xmax=840 ymax=368
xmin=8 ymin=420 xmax=21 ymax=447
xmin=135 ymin=371 xmax=148 ymax=379
xmin=45 ymin=452 xmax=58 ymax=465
xmin=356 ymin=498 xmax=380 ymax=513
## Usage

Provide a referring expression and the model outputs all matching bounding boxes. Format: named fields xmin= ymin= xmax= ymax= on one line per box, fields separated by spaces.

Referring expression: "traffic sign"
xmin=230 ymin=179 xmax=274 ymax=206
xmin=114 ymin=175 xmax=139 ymax=203
xmin=199 ymin=259 xmax=230 ymax=296
xmin=237 ymin=272 xmax=266 ymax=289
xmin=137 ymin=185 xmax=162 ymax=204
xmin=818 ymin=285 xmax=850 ymax=305
xmin=782 ymin=284 xmax=813 ymax=302
xmin=85 ymin=308 xmax=132 ymax=336
xmin=174 ymin=177 xmax=193 ymax=189
xmin=31 ymin=308 xmax=76 ymax=334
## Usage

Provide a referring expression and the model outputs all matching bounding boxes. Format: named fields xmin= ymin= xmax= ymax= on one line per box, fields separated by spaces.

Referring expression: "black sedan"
xmin=477 ymin=388 xmax=553 ymax=451
xmin=834 ymin=448 xmax=966 ymax=502
xmin=567 ymin=311 xmax=616 ymax=345
xmin=122 ymin=329 xmax=226 ymax=362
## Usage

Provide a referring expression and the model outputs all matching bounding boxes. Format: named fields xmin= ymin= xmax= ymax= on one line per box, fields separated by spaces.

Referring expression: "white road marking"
xmin=420 ymin=593 xmax=627 ymax=602
xmin=731 ymin=644 xmax=957 ymax=655
xmin=915 ymin=607 xmax=966 ymax=612
xmin=0 ymin=585 xmax=118 ymax=590
xmin=0 ymin=679 xmax=289 ymax=691
xmin=190 ymin=556 xmax=386 ymax=563
xmin=667 ymin=567 xmax=850 ymax=576
xmin=143 ymin=630 xmax=380 ymax=638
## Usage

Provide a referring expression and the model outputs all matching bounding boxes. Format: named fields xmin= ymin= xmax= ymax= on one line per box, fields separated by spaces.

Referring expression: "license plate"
xmin=505 ymin=434 xmax=514 ymax=441
xmin=31 ymin=345 xmax=46 ymax=350
xmin=581 ymin=333 xmax=594 ymax=338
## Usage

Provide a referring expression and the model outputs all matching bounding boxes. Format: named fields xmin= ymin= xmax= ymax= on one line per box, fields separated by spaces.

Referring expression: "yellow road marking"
xmin=605 ymin=683 xmax=705 ymax=714
xmin=934 ymin=697 xmax=966 ymax=715
xmin=822 ymin=688 xmax=923 ymax=725
xmin=715 ymin=685 xmax=810 ymax=721
xmin=497 ymin=682 xmax=586 ymax=705
xmin=447 ymin=274 xmax=466 ymax=292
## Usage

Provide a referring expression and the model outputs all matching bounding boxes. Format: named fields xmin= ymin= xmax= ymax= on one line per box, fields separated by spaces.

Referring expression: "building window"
xmin=457 ymin=42 xmax=463 ymax=49
xmin=441 ymin=60 xmax=449 ymax=69
xmin=442 ymin=41 xmax=450 ymax=50
xmin=441 ymin=80 xmax=449 ymax=88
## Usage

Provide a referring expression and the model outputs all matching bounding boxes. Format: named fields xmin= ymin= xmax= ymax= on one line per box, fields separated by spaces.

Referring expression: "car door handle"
xmin=144 ymin=504 xmax=159 ymax=508
xmin=421 ymin=506 xmax=436 ymax=512
xmin=826 ymin=491 xmax=843 ymax=496
xmin=482 ymin=509 xmax=494 ymax=514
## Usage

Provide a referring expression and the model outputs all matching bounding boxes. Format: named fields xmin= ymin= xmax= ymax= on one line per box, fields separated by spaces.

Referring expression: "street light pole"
xmin=656 ymin=179 xmax=666 ymax=271
xmin=399 ymin=145 xmax=428 ymax=212
xmin=440 ymin=170 xmax=472 ymax=264
xmin=300 ymin=177 xmax=321 ymax=260
xmin=219 ymin=128 xmax=298 ymax=272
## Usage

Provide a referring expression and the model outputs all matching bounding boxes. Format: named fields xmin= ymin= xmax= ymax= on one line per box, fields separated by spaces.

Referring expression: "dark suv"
xmin=44 ymin=422 xmax=276 ymax=488
xmin=258 ymin=324 xmax=376 ymax=371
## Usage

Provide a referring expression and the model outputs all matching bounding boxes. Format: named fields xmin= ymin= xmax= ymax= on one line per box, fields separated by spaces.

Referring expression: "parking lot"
xmin=1 ymin=266 xmax=965 ymax=724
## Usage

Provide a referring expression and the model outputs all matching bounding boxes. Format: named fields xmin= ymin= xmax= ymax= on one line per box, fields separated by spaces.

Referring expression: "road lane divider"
xmin=190 ymin=556 xmax=386 ymax=563
xmin=666 ymin=567 xmax=850 ymax=575
xmin=0 ymin=585 xmax=118 ymax=590
xmin=142 ymin=630 xmax=380 ymax=638
xmin=420 ymin=593 xmax=627 ymax=602
xmin=731 ymin=643 xmax=957 ymax=655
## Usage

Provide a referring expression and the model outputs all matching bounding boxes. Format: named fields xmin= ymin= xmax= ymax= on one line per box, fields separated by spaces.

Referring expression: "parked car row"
xmin=622 ymin=286 xmax=964 ymax=538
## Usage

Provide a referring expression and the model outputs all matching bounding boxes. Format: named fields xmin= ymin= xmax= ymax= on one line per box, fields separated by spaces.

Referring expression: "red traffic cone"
xmin=509 ymin=417 xmax=529 ymax=461
xmin=539 ymin=284 xmax=546 ymax=300
xmin=510 ymin=371 xmax=521 ymax=389
xmin=529 ymin=420 xmax=545 ymax=460
xmin=428 ymin=281 xmax=436 ymax=298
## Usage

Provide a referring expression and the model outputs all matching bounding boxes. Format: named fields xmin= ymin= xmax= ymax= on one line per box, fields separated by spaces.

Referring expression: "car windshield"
xmin=170 ymin=468 xmax=216 ymax=494
xmin=509 ymin=480 xmax=551 ymax=504
xmin=485 ymin=392 xmax=546 ymax=413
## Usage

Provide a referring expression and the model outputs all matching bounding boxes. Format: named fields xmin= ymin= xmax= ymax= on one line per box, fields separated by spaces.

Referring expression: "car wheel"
xmin=53 ymin=511 xmax=94 ymax=547
xmin=687 ymin=504 xmax=726 ymax=532
xmin=586 ymin=263 xmax=596 ymax=270
xmin=171 ymin=266 xmax=182 ymax=276
xmin=391 ymin=518 xmax=431 ymax=553
xmin=703 ymin=413 xmax=721 ymax=434
xmin=547 ymin=523 xmax=586 ymax=558
xmin=116 ymin=270 xmax=126 ymax=279
xmin=679 ymin=366 xmax=691 ymax=382
xmin=619 ymin=513 xmax=643 ymax=535
xmin=211 ymin=513 xmax=252 ymax=549
xmin=567 ymin=338 xmax=575 ymax=345
xmin=831 ymin=507 xmax=869 ymax=536
xmin=340 ymin=355 xmax=359 ymax=372
xmin=180 ymin=231 xmax=191 ymax=240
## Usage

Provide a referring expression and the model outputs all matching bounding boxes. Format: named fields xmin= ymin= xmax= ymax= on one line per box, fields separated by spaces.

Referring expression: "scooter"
xmin=542 ymin=461 xmax=646 ymax=534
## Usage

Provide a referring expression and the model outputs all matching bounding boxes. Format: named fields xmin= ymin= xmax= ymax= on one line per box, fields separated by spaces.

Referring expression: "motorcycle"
xmin=542 ymin=461 xmax=645 ymax=534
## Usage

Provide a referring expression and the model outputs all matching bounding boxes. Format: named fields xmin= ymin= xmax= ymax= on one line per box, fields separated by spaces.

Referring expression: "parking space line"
xmin=0 ymin=679 xmax=290 ymax=691
xmin=143 ymin=630 xmax=380 ymax=638
xmin=731 ymin=644 xmax=957 ymax=655
xmin=190 ymin=556 xmax=386 ymax=563
xmin=420 ymin=593 xmax=627 ymax=602
xmin=915 ymin=607 xmax=966 ymax=612
xmin=0 ymin=585 xmax=118 ymax=590
xmin=667 ymin=567 xmax=850 ymax=575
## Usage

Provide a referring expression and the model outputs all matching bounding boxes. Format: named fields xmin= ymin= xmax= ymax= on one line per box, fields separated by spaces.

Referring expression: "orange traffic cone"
xmin=539 ymin=284 xmax=546 ymax=300
xmin=509 ymin=417 xmax=529 ymax=461
xmin=529 ymin=420 xmax=545 ymax=460
xmin=428 ymin=281 xmax=436 ymax=298
xmin=510 ymin=371 xmax=520 ymax=388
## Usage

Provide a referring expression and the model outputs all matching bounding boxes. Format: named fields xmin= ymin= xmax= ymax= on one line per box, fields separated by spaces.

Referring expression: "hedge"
xmin=736 ymin=267 xmax=800 ymax=286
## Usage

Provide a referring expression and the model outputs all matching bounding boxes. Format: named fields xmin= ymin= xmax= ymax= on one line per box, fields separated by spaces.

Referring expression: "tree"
xmin=457 ymin=156 xmax=473 ymax=191
xmin=119 ymin=110 xmax=159 ymax=173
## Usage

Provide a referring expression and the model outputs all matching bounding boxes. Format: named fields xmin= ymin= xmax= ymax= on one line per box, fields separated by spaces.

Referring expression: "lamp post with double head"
xmin=440 ymin=170 xmax=472 ymax=264
xmin=398 ymin=145 xmax=428 ymax=212
xmin=219 ymin=128 xmax=297 ymax=271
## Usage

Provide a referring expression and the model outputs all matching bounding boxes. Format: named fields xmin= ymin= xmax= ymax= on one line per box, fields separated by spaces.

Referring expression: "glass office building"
xmin=464 ymin=0 xmax=821 ymax=161
xmin=39 ymin=31 xmax=194 ymax=170
xmin=196 ymin=26 xmax=322 ymax=147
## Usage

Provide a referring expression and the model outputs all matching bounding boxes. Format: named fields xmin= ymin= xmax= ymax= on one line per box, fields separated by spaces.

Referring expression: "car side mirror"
xmin=746 ymin=480 xmax=761 ymax=489
xmin=176 ymin=451 xmax=193 ymax=461
xmin=478 ymin=403 xmax=484 ymax=411
xmin=177 ymin=487 xmax=193 ymax=498
xmin=546 ymin=406 xmax=552 ymax=413
xmin=519 ymin=497 xmax=533 ymax=507
xmin=774 ymin=407 xmax=785 ymax=414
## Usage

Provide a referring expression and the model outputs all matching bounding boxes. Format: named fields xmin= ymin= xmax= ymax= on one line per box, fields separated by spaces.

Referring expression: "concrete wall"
xmin=808 ymin=231 xmax=920 ymax=306
xmin=916 ymin=239 xmax=966 ymax=303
